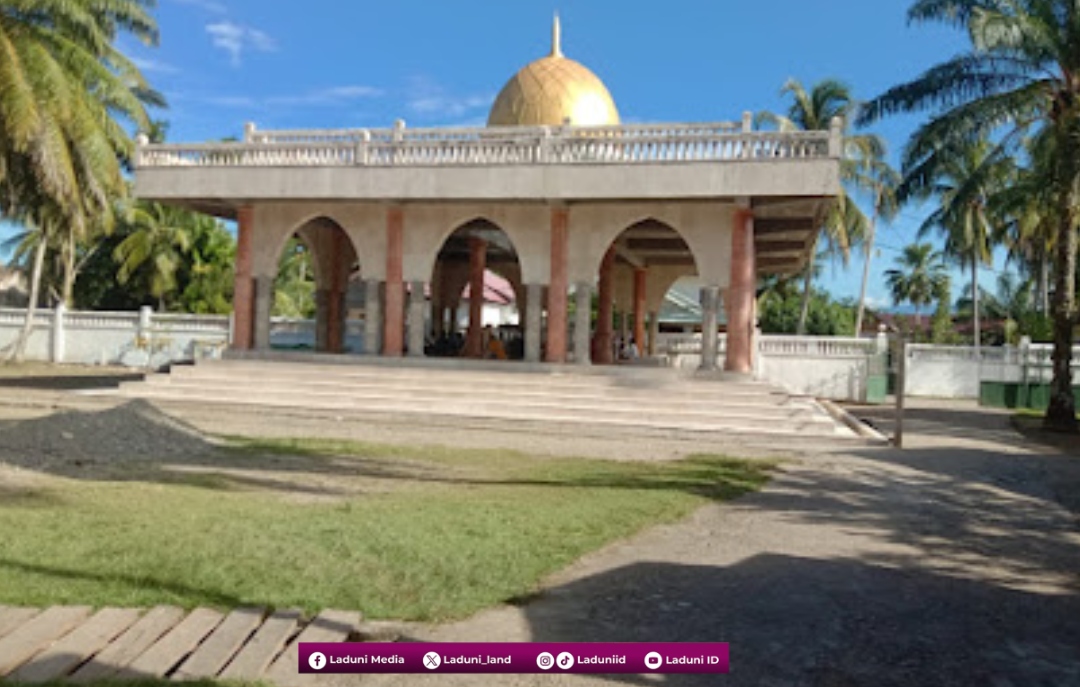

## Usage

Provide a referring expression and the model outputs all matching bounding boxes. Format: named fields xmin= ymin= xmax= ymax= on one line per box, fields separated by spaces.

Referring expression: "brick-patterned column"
xmin=574 ymin=281 xmax=593 ymax=365
xmin=525 ymin=283 xmax=543 ymax=362
xmin=725 ymin=208 xmax=756 ymax=374
xmin=594 ymin=246 xmax=615 ymax=364
xmin=326 ymin=231 xmax=348 ymax=354
xmin=465 ymin=237 xmax=487 ymax=358
xmin=231 ymin=206 xmax=255 ymax=350
xmin=546 ymin=208 xmax=569 ymax=363
xmin=700 ymin=286 xmax=720 ymax=371
xmin=633 ymin=267 xmax=647 ymax=353
xmin=383 ymin=207 xmax=405 ymax=357
xmin=363 ymin=279 xmax=381 ymax=355
xmin=408 ymin=280 xmax=426 ymax=358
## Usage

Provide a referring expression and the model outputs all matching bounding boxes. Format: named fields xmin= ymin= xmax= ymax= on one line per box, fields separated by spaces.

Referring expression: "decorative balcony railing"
xmin=135 ymin=118 xmax=842 ymax=169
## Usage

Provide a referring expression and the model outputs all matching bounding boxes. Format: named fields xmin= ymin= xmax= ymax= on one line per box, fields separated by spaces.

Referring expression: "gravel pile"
xmin=0 ymin=400 xmax=217 ymax=472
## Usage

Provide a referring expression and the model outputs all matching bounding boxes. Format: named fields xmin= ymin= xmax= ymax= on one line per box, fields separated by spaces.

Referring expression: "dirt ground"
xmin=0 ymin=371 xmax=1078 ymax=686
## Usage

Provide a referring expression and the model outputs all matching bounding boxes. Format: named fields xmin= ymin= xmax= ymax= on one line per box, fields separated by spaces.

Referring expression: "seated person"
xmin=485 ymin=325 xmax=508 ymax=360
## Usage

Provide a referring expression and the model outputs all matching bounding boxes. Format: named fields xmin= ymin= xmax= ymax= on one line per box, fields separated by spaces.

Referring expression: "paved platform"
xmin=0 ymin=606 xmax=360 ymax=685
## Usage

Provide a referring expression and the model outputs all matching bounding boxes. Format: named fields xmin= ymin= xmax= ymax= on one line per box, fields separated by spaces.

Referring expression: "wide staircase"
xmin=118 ymin=356 xmax=855 ymax=440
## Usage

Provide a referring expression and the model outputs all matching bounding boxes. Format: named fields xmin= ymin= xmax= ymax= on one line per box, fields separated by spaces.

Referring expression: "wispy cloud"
xmin=266 ymin=86 xmax=384 ymax=107
xmin=201 ymin=86 xmax=382 ymax=110
xmin=406 ymin=77 xmax=493 ymax=119
xmin=131 ymin=57 xmax=180 ymax=75
xmin=206 ymin=21 xmax=276 ymax=66
xmin=172 ymin=0 xmax=227 ymax=14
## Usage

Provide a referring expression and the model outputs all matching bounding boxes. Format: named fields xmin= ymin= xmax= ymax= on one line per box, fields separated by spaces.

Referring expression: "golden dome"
xmin=487 ymin=16 xmax=620 ymax=128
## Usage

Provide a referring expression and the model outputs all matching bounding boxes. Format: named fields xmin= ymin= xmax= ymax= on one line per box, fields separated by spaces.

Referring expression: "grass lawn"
xmin=0 ymin=437 xmax=771 ymax=621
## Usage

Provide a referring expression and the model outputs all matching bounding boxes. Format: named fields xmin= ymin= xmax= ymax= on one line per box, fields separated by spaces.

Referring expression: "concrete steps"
xmin=119 ymin=357 xmax=854 ymax=439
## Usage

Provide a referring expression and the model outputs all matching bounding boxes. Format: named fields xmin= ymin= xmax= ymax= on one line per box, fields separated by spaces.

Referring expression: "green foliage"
xmin=759 ymin=291 xmax=856 ymax=336
xmin=74 ymin=202 xmax=235 ymax=313
xmin=273 ymin=239 xmax=316 ymax=318
xmin=930 ymin=278 xmax=961 ymax=344
xmin=885 ymin=243 xmax=949 ymax=318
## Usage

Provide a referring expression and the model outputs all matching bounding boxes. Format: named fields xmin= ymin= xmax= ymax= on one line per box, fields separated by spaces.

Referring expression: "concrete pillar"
xmin=574 ymin=281 xmax=593 ymax=366
xmin=725 ymin=208 xmax=756 ymax=374
xmin=363 ymin=278 xmax=381 ymax=355
xmin=326 ymin=290 xmax=345 ymax=354
xmin=648 ymin=310 xmax=659 ymax=357
xmin=465 ymin=237 xmax=487 ymax=358
xmin=315 ymin=288 xmax=330 ymax=352
xmin=700 ymin=285 xmax=720 ymax=372
xmin=408 ymin=280 xmax=426 ymax=358
xmin=232 ymin=206 xmax=255 ymax=350
xmin=546 ymin=207 xmax=569 ymax=363
xmin=633 ymin=267 xmax=647 ymax=352
xmin=595 ymin=247 xmax=615 ymax=364
xmin=525 ymin=283 xmax=543 ymax=363
xmin=384 ymin=207 xmax=405 ymax=357
xmin=254 ymin=276 xmax=273 ymax=351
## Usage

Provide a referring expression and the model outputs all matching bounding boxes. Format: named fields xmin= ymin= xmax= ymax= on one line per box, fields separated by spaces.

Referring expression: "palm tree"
xmin=854 ymin=153 xmax=901 ymax=336
xmin=114 ymin=203 xmax=194 ymax=312
xmin=758 ymin=79 xmax=881 ymax=334
xmin=885 ymin=243 xmax=949 ymax=335
xmin=903 ymin=139 xmax=1012 ymax=355
xmin=860 ymin=0 xmax=1080 ymax=432
xmin=0 ymin=0 xmax=162 ymax=360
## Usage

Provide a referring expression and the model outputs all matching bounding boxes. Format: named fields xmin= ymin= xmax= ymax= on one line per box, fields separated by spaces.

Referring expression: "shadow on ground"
xmin=517 ymin=555 xmax=1080 ymax=687
xmin=0 ymin=373 xmax=142 ymax=391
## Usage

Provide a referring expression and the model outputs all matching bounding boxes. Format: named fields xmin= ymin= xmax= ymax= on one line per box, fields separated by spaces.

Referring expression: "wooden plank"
xmin=0 ymin=606 xmax=91 ymax=677
xmin=218 ymin=608 xmax=301 ymax=680
xmin=9 ymin=608 xmax=141 ymax=683
xmin=0 ymin=608 xmax=41 ymax=641
xmin=118 ymin=607 xmax=223 ymax=679
xmin=70 ymin=606 xmax=185 ymax=682
xmin=264 ymin=610 xmax=361 ymax=687
xmin=173 ymin=607 xmax=264 ymax=680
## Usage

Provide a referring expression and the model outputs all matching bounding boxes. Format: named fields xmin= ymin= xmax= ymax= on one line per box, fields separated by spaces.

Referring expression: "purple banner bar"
xmin=299 ymin=642 xmax=729 ymax=674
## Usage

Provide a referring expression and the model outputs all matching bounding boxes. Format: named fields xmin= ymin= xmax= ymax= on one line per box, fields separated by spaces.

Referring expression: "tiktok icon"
xmin=308 ymin=652 xmax=327 ymax=671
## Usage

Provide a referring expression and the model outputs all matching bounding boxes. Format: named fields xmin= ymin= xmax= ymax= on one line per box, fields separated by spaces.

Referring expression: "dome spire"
xmin=551 ymin=13 xmax=562 ymax=57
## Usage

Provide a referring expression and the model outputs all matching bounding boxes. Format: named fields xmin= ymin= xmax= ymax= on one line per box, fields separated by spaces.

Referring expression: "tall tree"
xmin=854 ymin=152 xmax=901 ymax=336
xmin=758 ymin=79 xmax=880 ymax=334
xmin=902 ymin=139 xmax=1011 ymax=355
xmin=885 ymin=243 xmax=949 ymax=333
xmin=0 ymin=0 xmax=163 ymax=361
xmin=114 ymin=202 xmax=194 ymax=311
xmin=860 ymin=0 xmax=1080 ymax=432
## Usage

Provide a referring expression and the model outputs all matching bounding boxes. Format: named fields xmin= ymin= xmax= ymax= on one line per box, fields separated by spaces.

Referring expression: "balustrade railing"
xmin=137 ymin=121 xmax=836 ymax=169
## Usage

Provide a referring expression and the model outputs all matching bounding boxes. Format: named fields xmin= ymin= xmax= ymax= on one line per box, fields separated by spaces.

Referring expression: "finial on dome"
xmin=551 ymin=13 xmax=562 ymax=57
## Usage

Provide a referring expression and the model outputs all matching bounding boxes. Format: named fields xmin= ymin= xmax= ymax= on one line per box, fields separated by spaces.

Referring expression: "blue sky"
xmin=7 ymin=0 xmax=1014 ymax=309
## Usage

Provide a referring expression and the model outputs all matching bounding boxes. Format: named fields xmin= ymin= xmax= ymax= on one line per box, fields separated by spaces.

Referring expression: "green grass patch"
xmin=0 ymin=438 xmax=771 ymax=621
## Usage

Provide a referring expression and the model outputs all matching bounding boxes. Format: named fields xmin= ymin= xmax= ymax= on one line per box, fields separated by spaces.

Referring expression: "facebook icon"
xmin=308 ymin=652 xmax=327 ymax=670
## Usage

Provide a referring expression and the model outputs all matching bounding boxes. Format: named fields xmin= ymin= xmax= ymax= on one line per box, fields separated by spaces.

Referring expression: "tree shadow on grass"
xmin=0 ymin=558 xmax=246 ymax=609
xmin=0 ymin=402 xmax=774 ymax=503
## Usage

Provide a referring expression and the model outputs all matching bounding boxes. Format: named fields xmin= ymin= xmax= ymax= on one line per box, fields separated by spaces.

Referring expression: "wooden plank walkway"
xmin=0 ymin=606 xmax=362 ymax=684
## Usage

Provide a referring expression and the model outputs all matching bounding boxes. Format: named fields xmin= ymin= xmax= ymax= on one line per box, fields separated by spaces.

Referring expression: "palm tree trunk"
xmin=7 ymin=239 xmax=48 ymax=364
xmin=61 ymin=232 xmax=76 ymax=308
xmin=972 ymin=255 xmax=981 ymax=359
xmin=855 ymin=214 xmax=878 ymax=337
xmin=1044 ymin=207 xmax=1078 ymax=432
xmin=1039 ymin=247 xmax=1050 ymax=314
xmin=797 ymin=246 xmax=817 ymax=336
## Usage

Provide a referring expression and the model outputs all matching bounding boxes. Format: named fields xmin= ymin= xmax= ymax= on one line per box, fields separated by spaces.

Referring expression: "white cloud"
xmin=200 ymin=86 xmax=382 ymax=110
xmin=266 ymin=86 xmax=384 ymax=107
xmin=206 ymin=21 xmax=276 ymax=66
xmin=406 ymin=77 xmax=492 ymax=119
xmin=172 ymin=0 xmax=227 ymax=14
xmin=131 ymin=57 xmax=180 ymax=75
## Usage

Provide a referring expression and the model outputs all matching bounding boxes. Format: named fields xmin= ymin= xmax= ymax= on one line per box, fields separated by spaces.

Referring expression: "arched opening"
xmin=427 ymin=219 xmax=524 ymax=360
xmin=270 ymin=217 xmax=360 ymax=354
xmin=593 ymin=219 xmax=701 ymax=365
